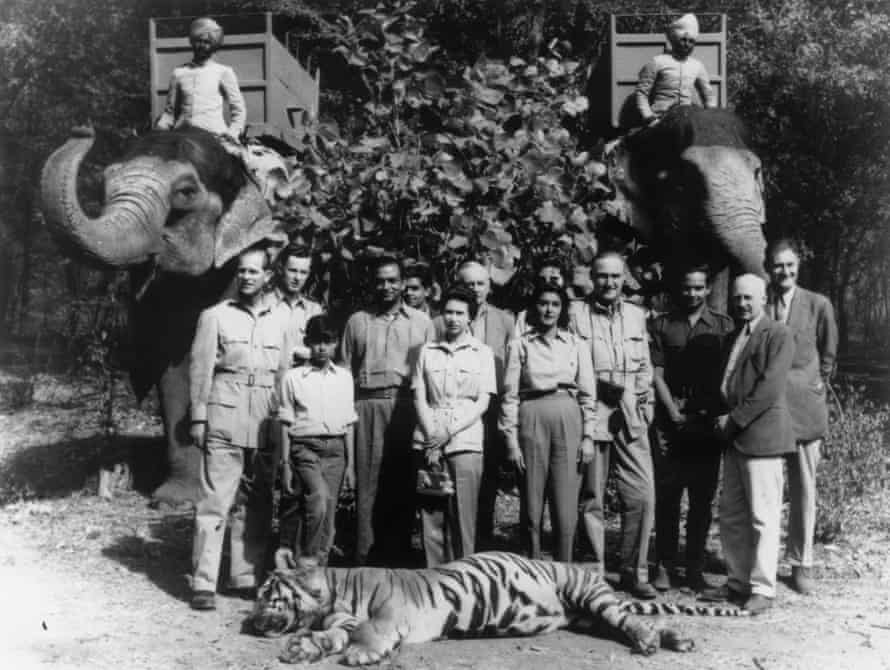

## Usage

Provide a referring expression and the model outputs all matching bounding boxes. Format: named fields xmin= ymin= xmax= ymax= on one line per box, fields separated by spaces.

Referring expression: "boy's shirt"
xmin=279 ymin=361 xmax=357 ymax=437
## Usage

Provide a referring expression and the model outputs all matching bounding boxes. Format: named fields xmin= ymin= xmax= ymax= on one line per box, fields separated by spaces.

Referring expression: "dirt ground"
xmin=2 ymin=373 xmax=890 ymax=670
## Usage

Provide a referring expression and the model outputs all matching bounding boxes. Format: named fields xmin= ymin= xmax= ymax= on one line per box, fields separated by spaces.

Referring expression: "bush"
xmin=816 ymin=384 xmax=890 ymax=543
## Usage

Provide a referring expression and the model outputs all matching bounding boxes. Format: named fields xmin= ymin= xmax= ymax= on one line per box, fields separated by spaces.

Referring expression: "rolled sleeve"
xmin=278 ymin=374 xmax=296 ymax=425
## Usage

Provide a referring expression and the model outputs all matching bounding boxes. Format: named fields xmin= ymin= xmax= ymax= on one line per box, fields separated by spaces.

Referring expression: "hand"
xmin=280 ymin=461 xmax=294 ymax=496
xmin=274 ymin=547 xmax=296 ymax=570
xmin=715 ymin=414 xmax=734 ymax=440
xmin=424 ymin=427 xmax=452 ymax=451
xmin=669 ymin=408 xmax=687 ymax=426
xmin=190 ymin=422 xmax=207 ymax=450
xmin=506 ymin=444 xmax=525 ymax=473
xmin=425 ymin=446 xmax=443 ymax=468
xmin=343 ymin=466 xmax=356 ymax=492
xmin=579 ymin=437 xmax=595 ymax=466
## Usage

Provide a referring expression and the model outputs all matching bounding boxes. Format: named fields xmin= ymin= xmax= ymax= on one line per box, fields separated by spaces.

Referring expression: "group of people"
xmin=185 ymin=240 xmax=836 ymax=619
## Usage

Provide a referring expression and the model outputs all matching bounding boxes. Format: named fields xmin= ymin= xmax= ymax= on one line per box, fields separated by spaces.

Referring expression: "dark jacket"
xmin=722 ymin=315 xmax=796 ymax=457
xmin=768 ymin=287 xmax=838 ymax=441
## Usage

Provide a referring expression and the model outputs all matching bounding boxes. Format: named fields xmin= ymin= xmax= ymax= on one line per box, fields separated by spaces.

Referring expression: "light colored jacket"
xmin=636 ymin=53 xmax=716 ymax=121
xmin=157 ymin=59 xmax=246 ymax=137
xmin=569 ymin=299 xmax=653 ymax=441
xmin=190 ymin=299 xmax=290 ymax=448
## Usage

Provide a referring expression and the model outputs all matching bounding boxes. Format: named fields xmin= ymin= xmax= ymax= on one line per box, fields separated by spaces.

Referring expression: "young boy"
xmin=635 ymin=13 xmax=717 ymax=125
xmin=156 ymin=16 xmax=247 ymax=142
xmin=276 ymin=315 xmax=357 ymax=567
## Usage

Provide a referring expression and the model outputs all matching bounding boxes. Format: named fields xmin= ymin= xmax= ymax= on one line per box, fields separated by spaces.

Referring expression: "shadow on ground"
xmin=0 ymin=434 xmax=167 ymax=503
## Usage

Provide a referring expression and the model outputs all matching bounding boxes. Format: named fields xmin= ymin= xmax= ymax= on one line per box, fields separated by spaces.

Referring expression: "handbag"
xmin=416 ymin=464 xmax=455 ymax=497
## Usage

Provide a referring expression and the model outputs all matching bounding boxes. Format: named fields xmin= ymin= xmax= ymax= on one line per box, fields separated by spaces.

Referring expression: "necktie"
xmin=776 ymin=297 xmax=786 ymax=323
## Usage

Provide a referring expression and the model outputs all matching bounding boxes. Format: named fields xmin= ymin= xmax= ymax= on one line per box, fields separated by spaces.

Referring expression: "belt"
xmin=356 ymin=386 xmax=412 ymax=400
xmin=215 ymin=370 xmax=276 ymax=388
xmin=519 ymin=383 xmax=575 ymax=401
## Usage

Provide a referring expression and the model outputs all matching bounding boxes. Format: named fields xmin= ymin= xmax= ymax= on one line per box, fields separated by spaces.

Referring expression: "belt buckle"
xmin=248 ymin=373 xmax=256 ymax=386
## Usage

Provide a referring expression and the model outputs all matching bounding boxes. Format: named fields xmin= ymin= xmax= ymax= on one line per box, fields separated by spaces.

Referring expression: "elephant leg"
xmin=151 ymin=359 xmax=203 ymax=506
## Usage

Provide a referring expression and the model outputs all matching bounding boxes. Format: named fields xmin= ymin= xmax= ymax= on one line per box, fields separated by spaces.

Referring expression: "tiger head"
xmin=249 ymin=567 xmax=331 ymax=638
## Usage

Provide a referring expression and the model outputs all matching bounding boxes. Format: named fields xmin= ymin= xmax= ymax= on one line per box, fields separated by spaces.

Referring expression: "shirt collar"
xmin=376 ymin=301 xmax=410 ymax=318
xmin=740 ymin=312 xmax=765 ymax=336
xmin=230 ymin=298 xmax=272 ymax=317
xmin=430 ymin=334 xmax=481 ymax=352
xmin=300 ymin=360 xmax=338 ymax=376
xmin=591 ymin=298 xmax=622 ymax=317
xmin=529 ymin=328 xmax=570 ymax=343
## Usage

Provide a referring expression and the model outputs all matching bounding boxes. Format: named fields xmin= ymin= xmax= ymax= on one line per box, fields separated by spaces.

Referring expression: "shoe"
xmin=652 ymin=564 xmax=672 ymax=592
xmin=190 ymin=590 xmax=216 ymax=610
xmin=743 ymin=594 xmax=774 ymax=615
xmin=620 ymin=575 xmax=658 ymax=600
xmin=790 ymin=566 xmax=813 ymax=595
xmin=698 ymin=584 xmax=746 ymax=606
xmin=685 ymin=570 xmax=717 ymax=593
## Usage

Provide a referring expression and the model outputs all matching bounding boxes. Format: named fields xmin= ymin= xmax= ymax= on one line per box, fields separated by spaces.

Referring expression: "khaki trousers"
xmin=720 ymin=446 xmax=784 ymax=598
xmin=192 ymin=444 xmax=274 ymax=593
xmin=785 ymin=439 xmax=821 ymax=568
xmin=417 ymin=450 xmax=483 ymax=566
xmin=579 ymin=430 xmax=655 ymax=582
xmin=519 ymin=393 xmax=582 ymax=562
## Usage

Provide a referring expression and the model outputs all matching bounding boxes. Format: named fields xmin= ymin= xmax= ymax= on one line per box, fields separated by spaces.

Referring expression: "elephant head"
xmin=40 ymin=126 xmax=287 ymax=277
xmin=605 ymin=107 xmax=767 ymax=304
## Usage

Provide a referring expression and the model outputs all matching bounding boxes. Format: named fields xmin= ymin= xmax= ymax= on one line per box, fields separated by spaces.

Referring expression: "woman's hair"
xmin=525 ymin=280 xmax=571 ymax=331
xmin=440 ymin=285 xmax=479 ymax=321
xmin=304 ymin=314 xmax=339 ymax=345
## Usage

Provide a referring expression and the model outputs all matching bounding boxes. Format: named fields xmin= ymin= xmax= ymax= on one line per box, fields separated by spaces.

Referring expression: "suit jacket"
xmin=434 ymin=303 xmax=515 ymax=395
xmin=768 ymin=287 xmax=838 ymax=441
xmin=722 ymin=315 xmax=796 ymax=457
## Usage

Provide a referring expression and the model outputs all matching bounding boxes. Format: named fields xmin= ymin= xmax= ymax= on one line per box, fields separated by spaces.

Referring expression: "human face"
xmin=679 ymin=271 xmax=710 ymax=312
xmin=770 ymin=249 xmax=800 ymax=293
xmin=730 ymin=275 xmax=766 ymax=323
xmin=308 ymin=339 xmax=337 ymax=367
xmin=459 ymin=264 xmax=491 ymax=305
xmin=375 ymin=263 xmax=403 ymax=306
xmin=593 ymin=256 xmax=625 ymax=305
xmin=535 ymin=291 xmax=563 ymax=330
xmin=442 ymin=299 xmax=470 ymax=339
xmin=670 ymin=32 xmax=696 ymax=58
xmin=190 ymin=34 xmax=215 ymax=62
xmin=236 ymin=250 xmax=271 ymax=300
xmin=538 ymin=265 xmax=565 ymax=288
xmin=402 ymin=277 xmax=430 ymax=310
xmin=281 ymin=256 xmax=311 ymax=297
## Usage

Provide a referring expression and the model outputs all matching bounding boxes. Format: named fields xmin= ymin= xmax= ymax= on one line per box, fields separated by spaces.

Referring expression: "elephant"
xmin=605 ymin=106 xmax=767 ymax=308
xmin=40 ymin=126 xmax=289 ymax=505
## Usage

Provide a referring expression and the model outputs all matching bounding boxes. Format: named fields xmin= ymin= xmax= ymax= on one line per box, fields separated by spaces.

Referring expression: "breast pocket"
xmin=456 ymin=360 xmax=482 ymax=397
xmin=625 ymin=334 xmax=647 ymax=368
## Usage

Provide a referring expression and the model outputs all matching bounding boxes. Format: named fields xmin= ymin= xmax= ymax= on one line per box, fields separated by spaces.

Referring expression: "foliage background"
xmin=0 ymin=0 xmax=888 ymax=358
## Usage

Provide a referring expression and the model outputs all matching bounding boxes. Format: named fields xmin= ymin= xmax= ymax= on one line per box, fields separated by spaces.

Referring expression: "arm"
xmin=729 ymin=326 xmax=796 ymax=429
xmin=220 ymin=66 xmax=246 ymax=138
xmin=575 ymin=339 xmax=597 ymax=464
xmin=411 ymin=347 xmax=439 ymax=442
xmin=635 ymin=60 xmax=658 ymax=121
xmin=816 ymin=296 xmax=839 ymax=380
xmin=648 ymin=317 xmax=682 ymax=422
xmin=156 ymin=72 xmax=179 ymax=130
xmin=695 ymin=61 xmax=718 ymax=109
xmin=189 ymin=308 xmax=219 ymax=446
xmin=499 ymin=337 xmax=523 ymax=466
xmin=339 ymin=314 xmax=357 ymax=374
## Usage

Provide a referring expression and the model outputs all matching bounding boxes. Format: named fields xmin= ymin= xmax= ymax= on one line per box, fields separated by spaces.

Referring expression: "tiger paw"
xmin=279 ymin=633 xmax=327 ymax=664
xmin=660 ymin=629 xmax=695 ymax=652
xmin=624 ymin=620 xmax=660 ymax=656
xmin=342 ymin=644 xmax=387 ymax=666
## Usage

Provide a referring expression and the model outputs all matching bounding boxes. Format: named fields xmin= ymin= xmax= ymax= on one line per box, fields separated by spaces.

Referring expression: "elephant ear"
xmin=214 ymin=184 xmax=288 ymax=268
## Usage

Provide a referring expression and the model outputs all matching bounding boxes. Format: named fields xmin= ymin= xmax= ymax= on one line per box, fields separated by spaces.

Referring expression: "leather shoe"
xmin=743 ymin=594 xmax=774 ymax=615
xmin=685 ymin=570 xmax=717 ymax=593
xmin=620 ymin=575 xmax=658 ymax=600
xmin=190 ymin=590 xmax=216 ymax=610
xmin=698 ymin=584 xmax=746 ymax=606
xmin=790 ymin=566 xmax=813 ymax=595
xmin=652 ymin=564 xmax=672 ymax=592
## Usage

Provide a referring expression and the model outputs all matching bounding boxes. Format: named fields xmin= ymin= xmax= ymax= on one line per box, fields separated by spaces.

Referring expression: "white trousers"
xmin=785 ymin=439 xmax=821 ymax=568
xmin=720 ymin=447 xmax=784 ymax=598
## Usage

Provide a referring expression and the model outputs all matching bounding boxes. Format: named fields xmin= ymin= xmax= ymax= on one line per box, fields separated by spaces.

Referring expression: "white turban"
xmin=189 ymin=17 xmax=224 ymax=47
xmin=667 ymin=13 xmax=700 ymax=40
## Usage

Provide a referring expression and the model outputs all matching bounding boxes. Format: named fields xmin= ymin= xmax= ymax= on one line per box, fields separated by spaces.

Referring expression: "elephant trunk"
xmin=40 ymin=128 xmax=167 ymax=268
xmin=684 ymin=145 xmax=767 ymax=277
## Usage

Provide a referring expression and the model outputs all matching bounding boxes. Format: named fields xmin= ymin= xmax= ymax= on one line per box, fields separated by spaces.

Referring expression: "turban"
xmin=189 ymin=17 xmax=224 ymax=47
xmin=667 ymin=13 xmax=700 ymax=40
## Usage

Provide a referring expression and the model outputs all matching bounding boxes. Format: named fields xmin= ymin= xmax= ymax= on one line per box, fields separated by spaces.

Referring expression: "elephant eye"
xmin=171 ymin=177 xmax=202 ymax=210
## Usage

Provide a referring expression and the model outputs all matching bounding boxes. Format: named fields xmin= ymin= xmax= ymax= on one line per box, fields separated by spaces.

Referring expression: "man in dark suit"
xmin=436 ymin=261 xmax=515 ymax=548
xmin=767 ymin=240 xmax=838 ymax=595
xmin=700 ymin=274 xmax=795 ymax=614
